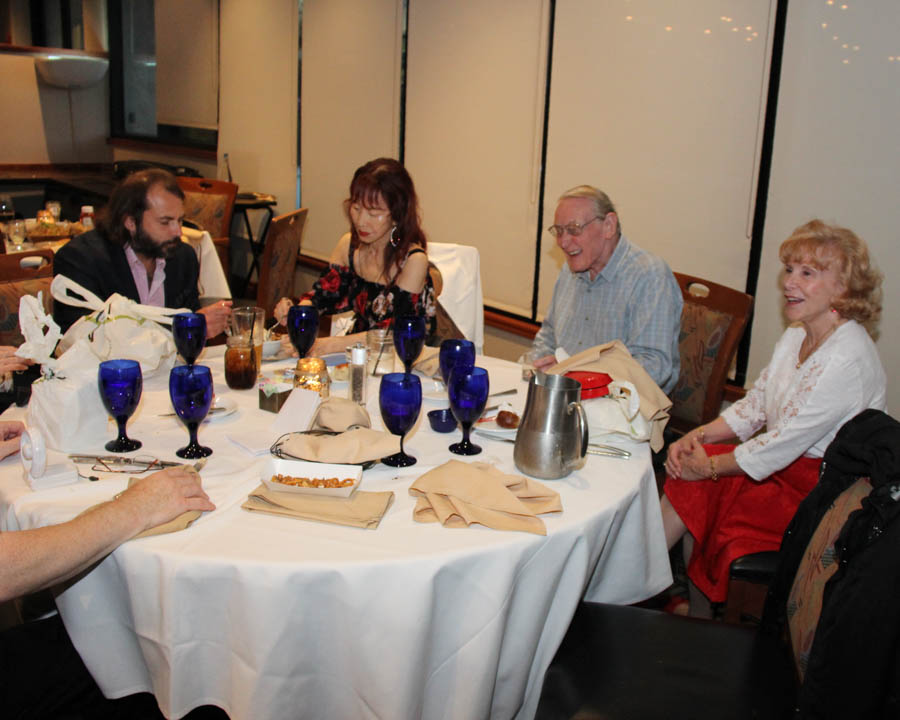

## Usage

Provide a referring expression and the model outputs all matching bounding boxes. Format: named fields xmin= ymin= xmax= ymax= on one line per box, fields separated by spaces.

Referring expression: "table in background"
xmin=3 ymin=231 xmax=231 ymax=300
xmin=0 ymin=353 xmax=671 ymax=720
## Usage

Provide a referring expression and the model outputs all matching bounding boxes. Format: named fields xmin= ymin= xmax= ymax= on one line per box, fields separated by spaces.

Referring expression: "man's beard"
xmin=129 ymin=225 xmax=180 ymax=259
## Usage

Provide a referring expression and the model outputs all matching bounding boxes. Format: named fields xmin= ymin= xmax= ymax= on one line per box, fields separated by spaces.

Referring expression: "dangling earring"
xmin=389 ymin=226 xmax=399 ymax=247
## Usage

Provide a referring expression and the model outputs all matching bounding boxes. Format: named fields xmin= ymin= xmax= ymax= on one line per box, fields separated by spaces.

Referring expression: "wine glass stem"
xmin=116 ymin=416 xmax=129 ymax=442
xmin=187 ymin=421 xmax=199 ymax=448
xmin=399 ymin=433 xmax=406 ymax=458
xmin=460 ymin=421 xmax=471 ymax=447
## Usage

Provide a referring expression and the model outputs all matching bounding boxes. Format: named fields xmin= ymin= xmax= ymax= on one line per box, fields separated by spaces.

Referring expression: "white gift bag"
xmin=583 ymin=381 xmax=652 ymax=443
xmin=21 ymin=276 xmax=188 ymax=452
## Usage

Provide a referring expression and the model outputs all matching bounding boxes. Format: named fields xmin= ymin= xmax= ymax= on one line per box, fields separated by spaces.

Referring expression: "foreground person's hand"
xmin=0 ymin=346 xmax=31 ymax=375
xmin=0 ymin=420 xmax=25 ymax=461
xmin=116 ymin=466 xmax=215 ymax=533
xmin=199 ymin=300 xmax=233 ymax=338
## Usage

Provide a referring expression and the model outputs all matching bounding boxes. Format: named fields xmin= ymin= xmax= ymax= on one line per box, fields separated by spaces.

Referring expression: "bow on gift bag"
xmin=20 ymin=276 xmax=187 ymax=452
xmin=51 ymin=274 xmax=184 ymax=375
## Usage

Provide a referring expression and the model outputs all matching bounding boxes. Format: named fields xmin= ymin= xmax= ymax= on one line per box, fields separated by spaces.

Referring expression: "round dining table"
xmin=0 ymin=349 xmax=672 ymax=720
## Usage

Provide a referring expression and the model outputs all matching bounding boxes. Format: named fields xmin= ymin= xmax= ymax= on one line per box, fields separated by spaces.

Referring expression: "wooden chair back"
xmin=669 ymin=272 xmax=753 ymax=434
xmin=256 ymin=208 xmax=307 ymax=319
xmin=0 ymin=249 xmax=54 ymax=282
xmin=176 ymin=178 xmax=238 ymax=278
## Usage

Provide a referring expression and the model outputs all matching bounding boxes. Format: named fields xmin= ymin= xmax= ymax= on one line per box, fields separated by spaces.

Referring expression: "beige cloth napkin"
xmin=242 ymin=484 xmax=394 ymax=529
xmin=281 ymin=427 xmax=400 ymax=463
xmin=548 ymin=341 xmax=671 ymax=452
xmin=409 ymin=460 xmax=562 ymax=535
xmin=413 ymin=346 xmax=441 ymax=377
xmin=310 ymin=396 xmax=371 ymax=431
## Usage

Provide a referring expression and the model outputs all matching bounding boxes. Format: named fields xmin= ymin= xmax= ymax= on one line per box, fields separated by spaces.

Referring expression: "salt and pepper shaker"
xmin=349 ymin=342 xmax=368 ymax=404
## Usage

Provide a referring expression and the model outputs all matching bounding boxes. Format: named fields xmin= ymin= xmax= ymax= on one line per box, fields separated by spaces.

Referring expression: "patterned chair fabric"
xmin=176 ymin=178 xmax=238 ymax=279
xmin=668 ymin=273 xmax=753 ymax=434
xmin=671 ymin=302 xmax=732 ymax=425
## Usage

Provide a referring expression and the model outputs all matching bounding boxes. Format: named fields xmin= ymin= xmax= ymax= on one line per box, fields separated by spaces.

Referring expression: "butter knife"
xmin=158 ymin=406 xmax=228 ymax=418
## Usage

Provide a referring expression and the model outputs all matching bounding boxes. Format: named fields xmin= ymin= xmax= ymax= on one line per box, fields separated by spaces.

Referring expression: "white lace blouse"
xmin=722 ymin=321 xmax=886 ymax=481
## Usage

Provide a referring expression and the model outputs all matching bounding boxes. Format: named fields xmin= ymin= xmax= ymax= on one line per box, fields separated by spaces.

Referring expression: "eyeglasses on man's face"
xmin=547 ymin=214 xmax=605 ymax=239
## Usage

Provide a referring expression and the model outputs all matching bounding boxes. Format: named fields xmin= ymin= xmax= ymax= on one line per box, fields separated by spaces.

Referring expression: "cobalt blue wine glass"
xmin=287 ymin=305 xmax=320 ymax=358
xmin=172 ymin=312 xmax=207 ymax=365
xmin=393 ymin=315 xmax=426 ymax=374
xmin=169 ymin=364 xmax=214 ymax=459
xmin=448 ymin=366 xmax=489 ymax=456
xmin=379 ymin=373 xmax=422 ymax=467
xmin=439 ymin=338 xmax=475 ymax=387
xmin=98 ymin=359 xmax=143 ymax=452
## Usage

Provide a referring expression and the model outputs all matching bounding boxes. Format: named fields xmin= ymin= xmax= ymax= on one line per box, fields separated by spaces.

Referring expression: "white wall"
xmin=218 ymin=0 xmax=299 ymax=216
xmin=749 ymin=0 xmax=900 ymax=409
xmin=299 ymin=0 xmax=404 ymax=259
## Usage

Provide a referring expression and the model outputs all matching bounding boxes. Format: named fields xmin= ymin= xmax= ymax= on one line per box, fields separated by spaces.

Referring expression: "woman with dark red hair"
xmin=275 ymin=157 xmax=436 ymax=356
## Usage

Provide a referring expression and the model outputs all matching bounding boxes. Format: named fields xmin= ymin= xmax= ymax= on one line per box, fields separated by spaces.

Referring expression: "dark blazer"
xmin=52 ymin=230 xmax=200 ymax=333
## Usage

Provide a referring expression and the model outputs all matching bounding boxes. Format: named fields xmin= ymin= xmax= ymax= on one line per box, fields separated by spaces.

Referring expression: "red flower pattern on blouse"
xmin=319 ymin=267 xmax=341 ymax=293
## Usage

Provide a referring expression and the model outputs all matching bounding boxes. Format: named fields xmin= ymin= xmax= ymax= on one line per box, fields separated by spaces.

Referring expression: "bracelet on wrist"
xmin=708 ymin=455 xmax=719 ymax=482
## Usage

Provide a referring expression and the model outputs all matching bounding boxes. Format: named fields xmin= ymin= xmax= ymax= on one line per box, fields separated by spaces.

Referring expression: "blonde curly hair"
xmin=779 ymin=219 xmax=882 ymax=333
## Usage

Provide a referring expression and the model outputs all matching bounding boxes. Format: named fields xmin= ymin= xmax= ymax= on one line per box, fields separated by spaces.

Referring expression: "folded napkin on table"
xmin=409 ymin=460 xmax=562 ymax=535
xmin=310 ymin=396 xmax=371 ymax=431
xmin=413 ymin=346 xmax=441 ymax=378
xmin=242 ymin=485 xmax=394 ymax=529
xmin=548 ymin=341 xmax=671 ymax=452
xmin=280 ymin=427 xmax=399 ymax=464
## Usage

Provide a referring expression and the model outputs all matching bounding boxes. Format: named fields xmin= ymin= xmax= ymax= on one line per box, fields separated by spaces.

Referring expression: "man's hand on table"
xmin=0 ymin=420 xmax=25 ymax=461
xmin=117 ymin=466 xmax=216 ymax=534
xmin=199 ymin=300 xmax=233 ymax=338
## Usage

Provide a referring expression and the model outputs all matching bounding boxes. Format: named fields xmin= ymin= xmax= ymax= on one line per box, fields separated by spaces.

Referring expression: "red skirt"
xmin=663 ymin=444 xmax=821 ymax=603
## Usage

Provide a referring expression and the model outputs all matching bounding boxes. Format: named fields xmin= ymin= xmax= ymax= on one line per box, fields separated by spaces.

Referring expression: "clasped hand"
xmin=664 ymin=434 xmax=711 ymax=481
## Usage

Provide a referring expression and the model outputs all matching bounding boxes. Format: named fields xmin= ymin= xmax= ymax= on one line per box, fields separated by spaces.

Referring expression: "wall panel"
xmin=541 ymin=0 xmax=774 ymax=318
xmin=300 ymin=0 xmax=404 ymax=258
xmin=749 ymin=1 xmax=900 ymax=409
xmin=405 ymin=0 xmax=549 ymax=316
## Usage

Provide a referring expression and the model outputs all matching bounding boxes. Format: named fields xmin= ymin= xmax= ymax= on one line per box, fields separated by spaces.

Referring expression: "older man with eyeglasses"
xmin=532 ymin=185 xmax=682 ymax=393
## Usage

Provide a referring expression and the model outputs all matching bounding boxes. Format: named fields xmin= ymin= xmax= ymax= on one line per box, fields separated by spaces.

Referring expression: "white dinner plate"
xmin=474 ymin=420 xmax=518 ymax=439
xmin=205 ymin=396 xmax=237 ymax=423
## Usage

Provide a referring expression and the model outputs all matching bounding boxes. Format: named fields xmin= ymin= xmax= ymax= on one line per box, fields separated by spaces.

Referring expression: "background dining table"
xmin=3 ymin=227 xmax=231 ymax=300
xmin=0 ymin=350 xmax=671 ymax=720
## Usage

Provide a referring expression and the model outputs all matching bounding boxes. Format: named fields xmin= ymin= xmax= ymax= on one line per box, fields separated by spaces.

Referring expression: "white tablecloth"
xmin=0 ymin=353 xmax=671 ymax=720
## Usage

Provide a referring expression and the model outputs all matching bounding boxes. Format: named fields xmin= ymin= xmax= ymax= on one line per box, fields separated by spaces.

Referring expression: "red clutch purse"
xmin=564 ymin=371 xmax=612 ymax=399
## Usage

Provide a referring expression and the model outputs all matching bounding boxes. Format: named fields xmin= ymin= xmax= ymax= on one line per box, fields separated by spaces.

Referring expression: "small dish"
xmin=262 ymin=339 xmax=281 ymax=358
xmin=428 ymin=408 xmax=457 ymax=433
xmin=260 ymin=457 xmax=362 ymax=497
xmin=327 ymin=363 xmax=349 ymax=383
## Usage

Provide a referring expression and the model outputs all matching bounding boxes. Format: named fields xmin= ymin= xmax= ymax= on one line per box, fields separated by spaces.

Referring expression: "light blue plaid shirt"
xmin=533 ymin=234 xmax=682 ymax=393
